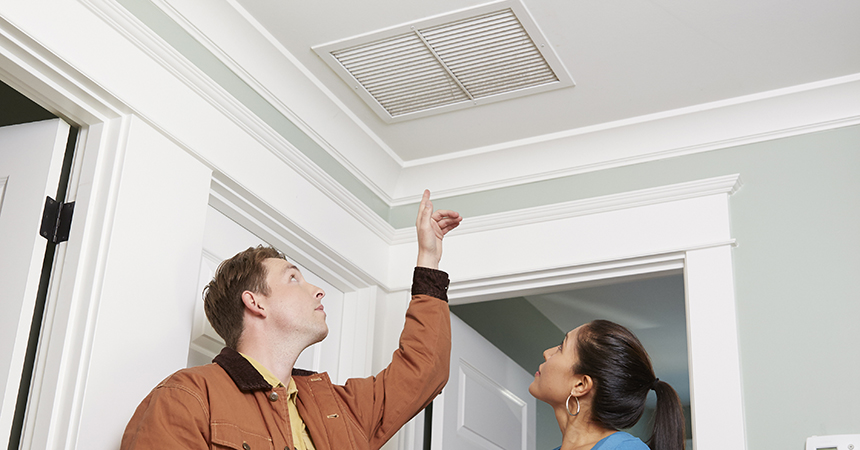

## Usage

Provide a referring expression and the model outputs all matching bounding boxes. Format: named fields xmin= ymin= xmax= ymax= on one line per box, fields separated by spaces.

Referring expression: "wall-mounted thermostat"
xmin=806 ymin=434 xmax=860 ymax=450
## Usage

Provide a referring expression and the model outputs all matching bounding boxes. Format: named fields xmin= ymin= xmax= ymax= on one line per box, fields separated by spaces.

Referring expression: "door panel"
xmin=433 ymin=314 xmax=536 ymax=450
xmin=0 ymin=119 xmax=69 ymax=445
xmin=189 ymin=205 xmax=344 ymax=376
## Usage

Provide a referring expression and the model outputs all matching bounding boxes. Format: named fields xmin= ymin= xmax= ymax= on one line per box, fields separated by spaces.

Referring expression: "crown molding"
xmin=82 ymin=0 xmax=402 ymax=242
xmin=391 ymin=174 xmax=742 ymax=244
xmin=209 ymin=175 xmax=387 ymax=290
xmin=394 ymin=75 xmax=860 ymax=200
xmin=152 ymin=0 xmax=400 ymax=202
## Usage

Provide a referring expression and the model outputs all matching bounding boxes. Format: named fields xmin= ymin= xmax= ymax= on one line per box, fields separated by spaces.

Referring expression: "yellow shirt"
xmin=240 ymin=353 xmax=316 ymax=450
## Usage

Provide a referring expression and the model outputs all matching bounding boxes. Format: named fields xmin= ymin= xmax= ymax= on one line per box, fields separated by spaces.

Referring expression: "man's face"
xmin=260 ymin=258 xmax=328 ymax=346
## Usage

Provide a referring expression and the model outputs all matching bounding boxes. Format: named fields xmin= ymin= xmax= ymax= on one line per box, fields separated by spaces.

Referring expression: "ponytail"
xmin=572 ymin=320 xmax=686 ymax=450
xmin=646 ymin=379 xmax=685 ymax=450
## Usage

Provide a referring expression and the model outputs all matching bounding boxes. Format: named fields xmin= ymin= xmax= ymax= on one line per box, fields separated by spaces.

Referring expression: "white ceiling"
xmin=233 ymin=0 xmax=860 ymax=164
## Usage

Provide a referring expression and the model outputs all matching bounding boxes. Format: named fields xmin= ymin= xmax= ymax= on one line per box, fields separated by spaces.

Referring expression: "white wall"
xmin=74 ymin=116 xmax=211 ymax=447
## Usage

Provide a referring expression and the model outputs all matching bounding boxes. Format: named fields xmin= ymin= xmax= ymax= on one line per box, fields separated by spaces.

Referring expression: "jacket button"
xmin=242 ymin=443 xmax=250 ymax=450
xmin=268 ymin=392 xmax=279 ymax=402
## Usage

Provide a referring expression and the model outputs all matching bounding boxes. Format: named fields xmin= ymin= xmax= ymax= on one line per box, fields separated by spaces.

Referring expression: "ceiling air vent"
xmin=313 ymin=0 xmax=573 ymax=123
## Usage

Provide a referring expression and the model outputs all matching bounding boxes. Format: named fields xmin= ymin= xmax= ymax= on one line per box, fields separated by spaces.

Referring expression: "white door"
xmin=432 ymin=314 xmax=536 ymax=450
xmin=188 ymin=205 xmax=345 ymax=376
xmin=0 ymin=119 xmax=70 ymax=445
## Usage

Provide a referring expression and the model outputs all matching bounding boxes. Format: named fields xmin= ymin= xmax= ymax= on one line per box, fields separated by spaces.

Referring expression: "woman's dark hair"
xmin=573 ymin=320 xmax=685 ymax=450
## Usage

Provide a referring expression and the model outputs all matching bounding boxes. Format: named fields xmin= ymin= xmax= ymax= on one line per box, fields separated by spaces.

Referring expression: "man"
xmin=121 ymin=190 xmax=462 ymax=450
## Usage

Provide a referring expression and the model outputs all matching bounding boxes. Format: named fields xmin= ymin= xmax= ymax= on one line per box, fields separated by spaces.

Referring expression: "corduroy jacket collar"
xmin=213 ymin=347 xmax=315 ymax=392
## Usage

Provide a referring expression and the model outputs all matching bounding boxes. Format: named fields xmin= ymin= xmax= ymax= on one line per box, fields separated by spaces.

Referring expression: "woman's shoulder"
xmin=592 ymin=431 xmax=649 ymax=450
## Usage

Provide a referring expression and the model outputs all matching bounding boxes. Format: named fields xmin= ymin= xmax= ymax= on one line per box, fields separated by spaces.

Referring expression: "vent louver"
xmin=315 ymin=2 xmax=573 ymax=122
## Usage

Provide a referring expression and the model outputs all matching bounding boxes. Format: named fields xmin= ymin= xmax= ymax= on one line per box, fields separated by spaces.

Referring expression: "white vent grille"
xmin=315 ymin=2 xmax=573 ymax=122
xmin=332 ymin=32 xmax=470 ymax=117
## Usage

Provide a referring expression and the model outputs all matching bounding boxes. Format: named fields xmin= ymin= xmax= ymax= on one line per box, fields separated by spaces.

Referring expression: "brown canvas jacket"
xmin=121 ymin=267 xmax=451 ymax=450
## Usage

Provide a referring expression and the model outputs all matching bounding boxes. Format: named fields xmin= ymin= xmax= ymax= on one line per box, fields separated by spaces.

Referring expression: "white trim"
xmin=392 ymin=174 xmax=742 ymax=244
xmin=0 ymin=15 xmax=125 ymax=124
xmin=405 ymin=73 xmax=860 ymax=167
xmin=448 ymin=252 xmax=686 ymax=305
xmin=144 ymin=0 xmax=397 ymax=201
xmin=338 ymin=287 xmax=378 ymax=383
xmin=209 ymin=175 xmax=384 ymax=291
xmin=684 ymin=246 xmax=746 ymax=449
xmin=446 ymin=241 xmax=744 ymax=449
xmin=141 ymin=0 xmax=390 ymax=199
xmin=0 ymin=12 xmax=138 ymax=450
xmin=219 ymin=0 xmax=405 ymax=166
xmin=84 ymin=0 xmax=399 ymax=241
xmin=394 ymin=74 xmax=860 ymax=199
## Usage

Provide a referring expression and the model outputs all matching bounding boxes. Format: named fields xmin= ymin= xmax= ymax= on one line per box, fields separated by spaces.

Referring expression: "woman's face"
xmin=529 ymin=326 xmax=582 ymax=405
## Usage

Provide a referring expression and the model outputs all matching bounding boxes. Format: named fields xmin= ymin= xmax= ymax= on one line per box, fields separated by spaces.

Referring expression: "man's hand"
xmin=416 ymin=190 xmax=462 ymax=269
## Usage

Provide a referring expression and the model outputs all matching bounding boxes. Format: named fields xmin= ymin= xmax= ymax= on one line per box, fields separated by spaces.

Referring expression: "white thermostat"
xmin=806 ymin=434 xmax=860 ymax=450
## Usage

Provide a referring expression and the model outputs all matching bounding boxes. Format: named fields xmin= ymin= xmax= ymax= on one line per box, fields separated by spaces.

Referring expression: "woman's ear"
xmin=571 ymin=374 xmax=594 ymax=397
xmin=241 ymin=290 xmax=267 ymax=318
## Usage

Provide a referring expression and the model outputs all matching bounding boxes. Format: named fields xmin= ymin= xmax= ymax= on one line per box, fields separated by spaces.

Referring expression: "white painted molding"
xmin=392 ymin=174 xmax=742 ymax=244
xmin=337 ymin=287 xmax=378 ymax=383
xmin=0 ymin=14 xmax=126 ymax=124
xmin=209 ymin=175 xmax=383 ymax=291
xmin=0 ymin=12 xmax=139 ymax=448
xmin=684 ymin=245 xmax=747 ymax=449
xmin=448 ymin=251 xmax=685 ymax=305
xmin=448 ymin=242 xmax=744 ymax=448
xmin=151 ymin=0 xmax=398 ymax=203
xmin=407 ymin=73 xmax=860 ymax=168
xmin=82 ymin=0 xmax=400 ymax=243
xmin=395 ymin=74 xmax=860 ymax=200
xmin=188 ymin=249 xmax=226 ymax=361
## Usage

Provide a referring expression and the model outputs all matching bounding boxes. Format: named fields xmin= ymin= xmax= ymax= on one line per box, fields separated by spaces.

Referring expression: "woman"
xmin=529 ymin=320 xmax=685 ymax=450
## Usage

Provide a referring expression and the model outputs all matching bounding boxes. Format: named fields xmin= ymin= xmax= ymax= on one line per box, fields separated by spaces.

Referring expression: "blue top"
xmin=552 ymin=431 xmax=648 ymax=450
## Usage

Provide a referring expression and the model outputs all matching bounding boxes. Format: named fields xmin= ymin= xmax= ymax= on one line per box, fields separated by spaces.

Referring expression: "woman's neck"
xmin=555 ymin=407 xmax=616 ymax=450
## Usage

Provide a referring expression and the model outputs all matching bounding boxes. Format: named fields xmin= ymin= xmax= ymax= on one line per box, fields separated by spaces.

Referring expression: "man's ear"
xmin=241 ymin=290 xmax=267 ymax=318
xmin=571 ymin=374 xmax=594 ymax=397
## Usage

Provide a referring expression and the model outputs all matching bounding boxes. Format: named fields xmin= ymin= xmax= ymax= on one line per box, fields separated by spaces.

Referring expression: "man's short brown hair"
xmin=202 ymin=245 xmax=284 ymax=349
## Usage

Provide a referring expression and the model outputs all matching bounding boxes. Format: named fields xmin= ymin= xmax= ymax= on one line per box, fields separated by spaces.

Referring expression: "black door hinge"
xmin=40 ymin=196 xmax=75 ymax=244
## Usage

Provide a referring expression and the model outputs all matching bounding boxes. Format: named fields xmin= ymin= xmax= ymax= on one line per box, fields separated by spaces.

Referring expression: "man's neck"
xmin=237 ymin=343 xmax=299 ymax=384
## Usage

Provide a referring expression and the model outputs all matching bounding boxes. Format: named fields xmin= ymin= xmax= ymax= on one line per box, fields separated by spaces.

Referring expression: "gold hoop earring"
xmin=566 ymin=394 xmax=580 ymax=416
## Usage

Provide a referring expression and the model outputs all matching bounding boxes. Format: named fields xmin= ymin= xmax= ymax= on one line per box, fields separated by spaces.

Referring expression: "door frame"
xmin=443 ymin=180 xmax=746 ymax=450
xmin=0 ymin=14 xmax=131 ymax=449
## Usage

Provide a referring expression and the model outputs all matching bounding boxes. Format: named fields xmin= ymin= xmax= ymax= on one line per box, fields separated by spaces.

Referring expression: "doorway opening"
xmin=1 ymin=79 xmax=78 ymax=450
xmin=451 ymin=271 xmax=692 ymax=450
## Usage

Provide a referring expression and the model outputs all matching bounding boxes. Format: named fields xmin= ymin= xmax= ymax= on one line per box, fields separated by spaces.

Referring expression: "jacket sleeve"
xmin=337 ymin=267 xmax=452 ymax=449
xmin=120 ymin=378 xmax=211 ymax=449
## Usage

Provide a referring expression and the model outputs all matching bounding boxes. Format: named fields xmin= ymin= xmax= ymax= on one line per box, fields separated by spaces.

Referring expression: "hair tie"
xmin=650 ymin=378 xmax=660 ymax=391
